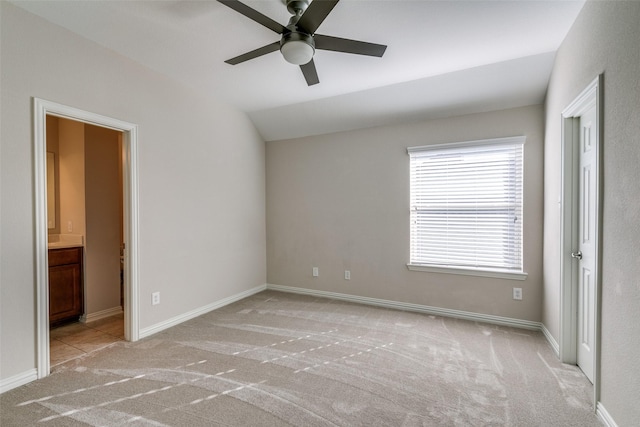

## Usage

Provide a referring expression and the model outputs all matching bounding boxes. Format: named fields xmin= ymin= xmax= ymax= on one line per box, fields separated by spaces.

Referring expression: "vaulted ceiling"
xmin=12 ymin=0 xmax=585 ymax=140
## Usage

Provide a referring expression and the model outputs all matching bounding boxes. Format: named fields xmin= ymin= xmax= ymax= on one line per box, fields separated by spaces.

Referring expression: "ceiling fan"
xmin=217 ymin=0 xmax=387 ymax=86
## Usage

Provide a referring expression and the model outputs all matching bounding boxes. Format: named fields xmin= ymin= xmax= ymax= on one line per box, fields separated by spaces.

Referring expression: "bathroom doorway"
xmin=46 ymin=116 xmax=125 ymax=367
xmin=34 ymin=98 xmax=140 ymax=379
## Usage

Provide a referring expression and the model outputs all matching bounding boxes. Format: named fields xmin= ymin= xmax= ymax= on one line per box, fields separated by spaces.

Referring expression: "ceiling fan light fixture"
xmin=280 ymin=32 xmax=315 ymax=65
xmin=218 ymin=0 xmax=387 ymax=86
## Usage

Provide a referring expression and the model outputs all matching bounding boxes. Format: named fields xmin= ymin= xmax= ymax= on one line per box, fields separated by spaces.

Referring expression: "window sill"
xmin=406 ymin=264 xmax=527 ymax=281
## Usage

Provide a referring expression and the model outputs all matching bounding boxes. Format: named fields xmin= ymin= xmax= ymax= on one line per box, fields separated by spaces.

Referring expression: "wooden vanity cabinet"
xmin=48 ymin=247 xmax=84 ymax=326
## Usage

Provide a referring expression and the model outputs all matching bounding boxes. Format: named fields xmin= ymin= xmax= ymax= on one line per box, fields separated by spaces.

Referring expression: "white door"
xmin=576 ymin=103 xmax=597 ymax=383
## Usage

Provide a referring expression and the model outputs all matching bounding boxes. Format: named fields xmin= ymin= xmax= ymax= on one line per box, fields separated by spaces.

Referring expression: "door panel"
xmin=577 ymin=104 xmax=596 ymax=383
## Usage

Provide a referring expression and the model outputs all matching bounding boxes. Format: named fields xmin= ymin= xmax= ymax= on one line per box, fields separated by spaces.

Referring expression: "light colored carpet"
xmin=1 ymin=291 xmax=600 ymax=426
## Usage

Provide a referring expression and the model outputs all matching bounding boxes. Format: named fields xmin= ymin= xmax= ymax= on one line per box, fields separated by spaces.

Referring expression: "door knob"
xmin=571 ymin=251 xmax=582 ymax=260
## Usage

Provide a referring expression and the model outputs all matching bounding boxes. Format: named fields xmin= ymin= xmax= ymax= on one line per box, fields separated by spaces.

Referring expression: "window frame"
xmin=406 ymin=136 xmax=527 ymax=281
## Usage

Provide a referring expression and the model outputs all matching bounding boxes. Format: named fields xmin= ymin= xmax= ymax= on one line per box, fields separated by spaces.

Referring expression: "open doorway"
xmin=34 ymin=98 xmax=140 ymax=379
xmin=46 ymin=115 xmax=125 ymax=367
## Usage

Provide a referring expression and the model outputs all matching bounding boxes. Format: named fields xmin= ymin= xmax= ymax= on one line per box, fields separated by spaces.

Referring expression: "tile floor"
xmin=49 ymin=314 xmax=124 ymax=367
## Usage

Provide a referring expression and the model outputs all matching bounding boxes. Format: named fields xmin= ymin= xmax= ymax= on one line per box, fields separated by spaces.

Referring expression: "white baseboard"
xmin=80 ymin=306 xmax=123 ymax=324
xmin=266 ymin=284 xmax=541 ymax=331
xmin=139 ymin=284 xmax=267 ymax=339
xmin=540 ymin=323 xmax=560 ymax=356
xmin=0 ymin=369 xmax=38 ymax=394
xmin=597 ymin=402 xmax=619 ymax=427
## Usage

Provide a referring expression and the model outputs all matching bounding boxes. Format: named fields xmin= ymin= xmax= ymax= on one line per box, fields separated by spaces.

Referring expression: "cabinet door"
xmin=49 ymin=264 xmax=83 ymax=324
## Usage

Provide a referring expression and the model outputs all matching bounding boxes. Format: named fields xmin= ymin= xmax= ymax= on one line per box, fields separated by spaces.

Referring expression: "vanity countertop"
xmin=48 ymin=234 xmax=84 ymax=249
xmin=48 ymin=242 xmax=83 ymax=249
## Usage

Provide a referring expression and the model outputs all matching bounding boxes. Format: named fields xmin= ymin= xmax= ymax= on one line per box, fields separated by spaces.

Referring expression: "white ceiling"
xmin=12 ymin=0 xmax=585 ymax=140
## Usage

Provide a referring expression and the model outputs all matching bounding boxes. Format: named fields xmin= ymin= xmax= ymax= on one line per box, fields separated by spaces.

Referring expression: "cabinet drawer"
xmin=48 ymin=247 xmax=82 ymax=267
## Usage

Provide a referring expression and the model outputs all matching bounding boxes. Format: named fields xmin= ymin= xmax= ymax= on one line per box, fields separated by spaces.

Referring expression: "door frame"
xmin=559 ymin=75 xmax=603 ymax=404
xmin=33 ymin=98 xmax=140 ymax=378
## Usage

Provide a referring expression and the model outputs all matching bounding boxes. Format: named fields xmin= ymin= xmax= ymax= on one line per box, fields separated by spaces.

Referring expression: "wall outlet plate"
xmin=312 ymin=267 xmax=319 ymax=277
xmin=513 ymin=287 xmax=523 ymax=300
xmin=344 ymin=270 xmax=351 ymax=280
xmin=152 ymin=292 xmax=160 ymax=305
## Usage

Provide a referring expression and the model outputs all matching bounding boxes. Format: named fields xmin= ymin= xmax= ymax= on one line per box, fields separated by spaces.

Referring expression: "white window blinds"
xmin=408 ymin=136 xmax=524 ymax=272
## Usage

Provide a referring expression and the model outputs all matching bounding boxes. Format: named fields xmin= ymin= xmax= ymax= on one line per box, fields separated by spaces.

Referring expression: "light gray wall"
xmin=0 ymin=2 xmax=266 ymax=383
xmin=267 ymin=105 xmax=544 ymax=321
xmin=543 ymin=1 xmax=640 ymax=424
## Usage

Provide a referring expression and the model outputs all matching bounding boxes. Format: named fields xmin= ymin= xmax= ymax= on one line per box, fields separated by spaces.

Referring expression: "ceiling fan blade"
xmin=300 ymin=59 xmax=319 ymax=86
xmin=314 ymin=34 xmax=387 ymax=57
xmin=217 ymin=0 xmax=287 ymax=34
xmin=296 ymin=0 xmax=339 ymax=35
xmin=225 ymin=41 xmax=281 ymax=65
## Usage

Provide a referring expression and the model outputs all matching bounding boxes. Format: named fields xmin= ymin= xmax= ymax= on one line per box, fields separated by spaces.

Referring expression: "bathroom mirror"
xmin=47 ymin=152 xmax=56 ymax=229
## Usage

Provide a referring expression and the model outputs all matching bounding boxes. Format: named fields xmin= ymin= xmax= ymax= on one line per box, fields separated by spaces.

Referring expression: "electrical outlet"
xmin=152 ymin=292 xmax=160 ymax=305
xmin=344 ymin=270 xmax=351 ymax=280
xmin=67 ymin=220 xmax=73 ymax=232
xmin=312 ymin=267 xmax=319 ymax=277
xmin=513 ymin=288 xmax=523 ymax=300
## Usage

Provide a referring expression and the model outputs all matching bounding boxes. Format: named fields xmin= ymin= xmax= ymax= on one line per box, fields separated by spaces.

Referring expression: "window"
xmin=407 ymin=136 xmax=526 ymax=280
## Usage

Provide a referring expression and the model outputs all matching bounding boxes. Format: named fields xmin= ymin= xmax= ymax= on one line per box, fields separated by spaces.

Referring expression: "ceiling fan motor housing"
xmin=286 ymin=0 xmax=310 ymax=15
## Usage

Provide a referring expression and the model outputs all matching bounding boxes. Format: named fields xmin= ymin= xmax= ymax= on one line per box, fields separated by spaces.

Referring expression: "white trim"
xmin=33 ymin=98 xmax=140 ymax=380
xmin=33 ymin=99 xmax=50 ymax=379
xmin=122 ymin=124 xmax=140 ymax=344
xmin=407 ymin=135 xmax=526 ymax=153
xmin=267 ymin=284 xmax=541 ymax=330
xmin=559 ymin=75 xmax=603 ymax=407
xmin=139 ymin=284 xmax=267 ymax=339
xmin=80 ymin=306 xmax=124 ymax=324
xmin=0 ymin=369 xmax=38 ymax=394
xmin=596 ymin=402 xmax=619 ymax=427
xmin=407 ymin=264 xmax=527 ymax=281
xmin=540 ymin=323 xmax=560 ymax=357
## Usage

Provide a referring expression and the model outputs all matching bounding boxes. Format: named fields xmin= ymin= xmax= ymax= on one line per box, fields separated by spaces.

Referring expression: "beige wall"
xmin=0 ymin=2 xmax=266 ymax=383
xmin=46 ymin=115 xmax=87 ymax=237
xmin=543 ymin=1 xmax=640 ymax=424
xmin=58 ymin=118 xmax=86 ymax=237
xmin=84 ymin=124 xmax=122 ymax=315
xmin=267 ymin=105 xmax=544 ymax=321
